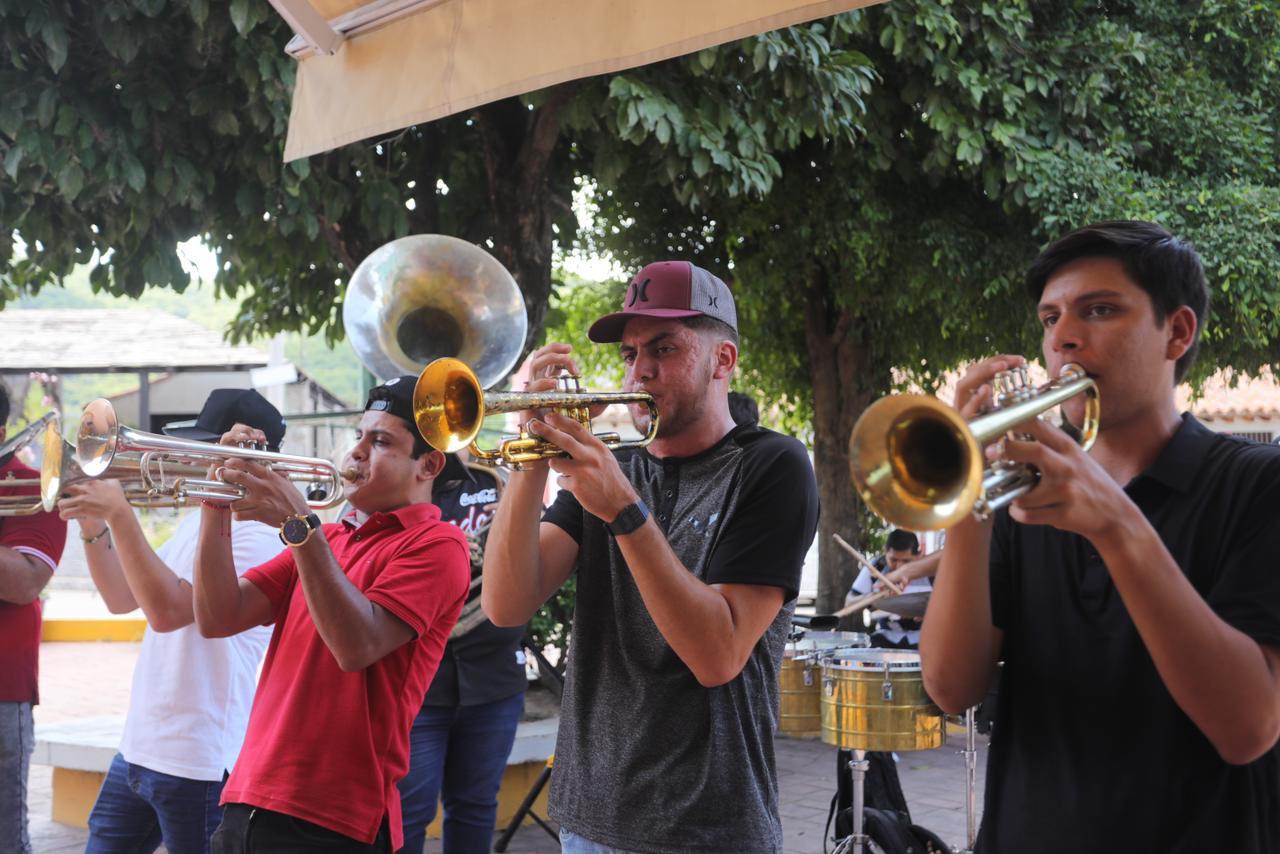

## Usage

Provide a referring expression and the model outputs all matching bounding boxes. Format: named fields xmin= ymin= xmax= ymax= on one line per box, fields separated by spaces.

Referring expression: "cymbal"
xmin=874 ymin=591 xmax=930 ymax=619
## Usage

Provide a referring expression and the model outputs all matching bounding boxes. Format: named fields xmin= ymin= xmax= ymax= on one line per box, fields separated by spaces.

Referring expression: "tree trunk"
xmin=803 ymin=275 xmax=875 ymax=615
xmin=474 ymin=87 xmax=575 ymax=357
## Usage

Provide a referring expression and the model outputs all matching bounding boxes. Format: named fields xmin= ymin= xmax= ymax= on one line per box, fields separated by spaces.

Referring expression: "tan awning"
xmin=279 ymin=0 xmax=884 ymax=161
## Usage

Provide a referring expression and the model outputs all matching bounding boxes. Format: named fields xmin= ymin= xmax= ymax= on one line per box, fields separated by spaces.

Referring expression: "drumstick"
xmin=832 ymin=588 xmax=892 ymax=618
xmin=832 ymin=534 xmax=905 ymax=595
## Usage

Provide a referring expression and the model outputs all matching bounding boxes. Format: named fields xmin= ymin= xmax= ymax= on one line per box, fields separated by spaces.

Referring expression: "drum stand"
xmin=957 ymin=707 xmax=977 ymax=854
xmin=830 ymin=750 xmax=870 ymax=854
xmin=830 ymin=710 xmax=980 ymax=854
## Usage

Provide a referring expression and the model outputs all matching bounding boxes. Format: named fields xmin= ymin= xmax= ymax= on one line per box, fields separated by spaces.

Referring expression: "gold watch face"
xmin=282 ymin=516 xmax=311 ymax=545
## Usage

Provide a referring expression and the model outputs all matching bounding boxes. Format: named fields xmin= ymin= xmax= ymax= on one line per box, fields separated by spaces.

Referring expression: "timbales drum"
xmin=820 ymin=649 xmax=944 ymax=752
xmin=779 ymin=631 xmax=869 ymax=739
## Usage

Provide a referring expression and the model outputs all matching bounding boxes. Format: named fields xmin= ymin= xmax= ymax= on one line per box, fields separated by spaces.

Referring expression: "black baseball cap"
xmin=365 ymin=375 xmax=474 ymax=483
xmin=163 ymin=389 xmax=286 ymax=451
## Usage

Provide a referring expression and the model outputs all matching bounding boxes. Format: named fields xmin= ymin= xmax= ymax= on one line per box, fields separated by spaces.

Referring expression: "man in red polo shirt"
xmin=194 ymin=376 xmax=470 ymax=853
xmin=0 ymin=387 xmax=67 ymax=854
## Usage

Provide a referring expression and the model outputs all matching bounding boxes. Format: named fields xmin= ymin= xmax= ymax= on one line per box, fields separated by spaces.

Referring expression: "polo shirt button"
xmin=659 ymin=514 xmax=668 ymax=523
xmin=665 ymin=490 xmax=673 ymax=498
xmin=354 ymin=535 xmax=362 ymax=541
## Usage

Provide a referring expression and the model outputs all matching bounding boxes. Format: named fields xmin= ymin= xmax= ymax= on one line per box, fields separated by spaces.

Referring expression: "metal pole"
xmin=137 ymin=371 xmax=151 ymax=432
xmin=961 ymin=707 xmax=978 ymax=853
xmin=849 ymin=749 xmax=869 ymax=854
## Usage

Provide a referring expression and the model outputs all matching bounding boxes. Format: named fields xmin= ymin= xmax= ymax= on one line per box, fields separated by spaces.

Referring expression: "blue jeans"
xmin=558 ymin=828 xmax=645 ymax=853
xmin=86 ymin=753 xmax=224 ymax=854
xmin=396 ymin=693 xmax=524 ymax=854
xmin=0 ymin=701 xmax=33 ymax=854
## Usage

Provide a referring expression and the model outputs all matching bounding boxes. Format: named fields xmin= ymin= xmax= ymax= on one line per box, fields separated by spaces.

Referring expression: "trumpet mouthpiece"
xmin=339 ymin=468 xmax=359 ymax=481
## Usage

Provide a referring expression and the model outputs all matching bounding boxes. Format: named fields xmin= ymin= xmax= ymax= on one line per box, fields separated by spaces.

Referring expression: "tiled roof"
xmin=0 ymin=309 xmax=269 ymax=373
xmin=1179 ymin=368 xmax=1280 ymax=422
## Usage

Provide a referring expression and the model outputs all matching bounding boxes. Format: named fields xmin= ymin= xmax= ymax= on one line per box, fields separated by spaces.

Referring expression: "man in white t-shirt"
xmin=846 ymin=529 xmax=939 ymax=649
xmin=57 ymin=390 xmax=286 ymax=854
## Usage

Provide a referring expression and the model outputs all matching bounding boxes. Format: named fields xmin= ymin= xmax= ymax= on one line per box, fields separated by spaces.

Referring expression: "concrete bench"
xmin=32 ymin=715 xmax=124 ymax=828
xmin=33 ymin=714 xmax=559 ymax=836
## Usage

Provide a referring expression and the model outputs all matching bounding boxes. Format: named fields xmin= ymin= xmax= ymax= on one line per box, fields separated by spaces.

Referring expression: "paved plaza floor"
xmin=30 ymin=640 xmax=985 ymax=853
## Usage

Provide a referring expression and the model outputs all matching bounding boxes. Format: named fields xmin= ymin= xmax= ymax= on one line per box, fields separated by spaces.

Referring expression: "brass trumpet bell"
xmin=0 ymin=413 xmax=62 ymax=516
xmin=413 ymin=358 xmax=659 ymax=469
xmin=849 ymin=364 xmax=1099 ymax=530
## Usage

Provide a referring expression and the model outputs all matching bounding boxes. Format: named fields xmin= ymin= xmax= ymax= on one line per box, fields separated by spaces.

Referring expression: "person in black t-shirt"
xmin=397 ymin=453 xmax=526 ymax=854
xmin=920 ymin=221 xmax=1280 ymax=853
xmin=481 ymin=261 xmax=819 ymax=853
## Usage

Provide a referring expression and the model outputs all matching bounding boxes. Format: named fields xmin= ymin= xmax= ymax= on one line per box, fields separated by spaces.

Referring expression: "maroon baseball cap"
xmin=587 ymin=261 xmax=738 ymax=343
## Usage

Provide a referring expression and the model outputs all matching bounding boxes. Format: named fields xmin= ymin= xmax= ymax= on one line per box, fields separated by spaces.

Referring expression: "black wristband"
xmin=607 ymin=500 xmax=650 ymax=537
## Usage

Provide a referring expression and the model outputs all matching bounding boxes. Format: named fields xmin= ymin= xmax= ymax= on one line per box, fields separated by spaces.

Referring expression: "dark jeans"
xmin=211 ymin=804 xmax=391 ymax=853
xmin=396 ymin=693 xmax=524 ymax=854
xmin=86 ymin=753 xmax=224 ymax=854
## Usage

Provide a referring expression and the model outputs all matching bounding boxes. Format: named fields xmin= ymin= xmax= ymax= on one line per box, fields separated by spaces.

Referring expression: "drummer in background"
xmin=0 ymin=384 xmax=68 ymax=854
xmin=921 ymin=221 xmax=1280 ymax=852
xmin=845 ymin=530 xmax=940 ymax=650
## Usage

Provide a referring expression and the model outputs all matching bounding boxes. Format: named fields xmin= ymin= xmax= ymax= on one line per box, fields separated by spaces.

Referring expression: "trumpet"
xmin=849 ymin=363 xmax=1099 ymax=530
xmin=73 ymin=398 xmax=348 ymax=509
xmin=0 ymin=413 xmax=62 ymax=516
xmin=412 ymin=358 xmax=659 ymax=469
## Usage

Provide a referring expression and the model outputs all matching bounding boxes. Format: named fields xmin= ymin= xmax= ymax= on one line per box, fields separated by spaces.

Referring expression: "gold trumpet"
xmin=412 ymin=358 xmax=659 ymax=469
xmin=0 ymin=413 xmax=62 ymax=516
xmin=72 ymin=398 xmax=348 ymax=509
xmin=849 ymin=363 xmax=1099 ymax=530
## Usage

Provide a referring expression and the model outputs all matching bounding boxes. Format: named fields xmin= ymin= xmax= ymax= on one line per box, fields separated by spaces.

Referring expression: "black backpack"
xmin=825 ymin=749 xmax=953 ymax=853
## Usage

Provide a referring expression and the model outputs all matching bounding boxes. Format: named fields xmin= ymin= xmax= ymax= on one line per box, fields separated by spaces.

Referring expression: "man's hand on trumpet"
xmin=211 ymin=424 xmax=308 ymax=527
xmin=952 ymin=354 xmax=1028 ymax=418
xmin=56 ymin=477 xmax=131 ymax=529
xmin=989 ymin=414 xmax=1131 ymax=543
xmin=528 ymin=412 xmax=638 ymax=526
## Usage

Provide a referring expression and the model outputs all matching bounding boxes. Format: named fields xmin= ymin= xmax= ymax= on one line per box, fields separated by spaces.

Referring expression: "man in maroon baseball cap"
xmin=586 ymin=260 xmax=738 ymax=343
xmin=482 ymin=260 xmax=819 ymax=853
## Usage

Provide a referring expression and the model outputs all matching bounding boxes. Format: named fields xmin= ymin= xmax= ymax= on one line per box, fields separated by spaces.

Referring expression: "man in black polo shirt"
xmin=482 ymin=261 xmax=819 ymax=853
xmin=920 ymin=221 xmax=1280 ymax=852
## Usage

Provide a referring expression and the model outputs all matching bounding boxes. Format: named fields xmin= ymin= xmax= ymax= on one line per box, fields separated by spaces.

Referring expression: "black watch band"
xmin=607 ymin=500 xmax=650 ymax=537
xmin=279 ymin=512 xmax=322 ymax=547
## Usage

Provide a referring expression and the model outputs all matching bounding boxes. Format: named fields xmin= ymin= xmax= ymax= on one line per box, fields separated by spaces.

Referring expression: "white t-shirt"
xmin=118 ymin=511 xmax=279 ymax=781
xmin=847 ymin=562 xmax=933 ymax=647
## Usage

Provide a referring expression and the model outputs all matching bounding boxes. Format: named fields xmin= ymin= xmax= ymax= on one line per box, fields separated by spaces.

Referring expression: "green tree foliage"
xmin=5 ymin=1 xmax=1280 ymax=614
xmin=0 ymin=0 xmax=578 ymax=348
xmin=574 ymin=0 xmax=1280 ymax=609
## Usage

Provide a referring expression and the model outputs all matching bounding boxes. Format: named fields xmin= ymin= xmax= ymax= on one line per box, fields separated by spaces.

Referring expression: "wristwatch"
xmin=607 ymin=500 xmax=650 ymax=537
xmin=279 ymin=512 xmax=322 ymax=547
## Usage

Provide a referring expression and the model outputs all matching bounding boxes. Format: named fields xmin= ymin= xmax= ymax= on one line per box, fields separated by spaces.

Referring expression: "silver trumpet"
xmin=72 ymin=398 xmax=348 ymax=509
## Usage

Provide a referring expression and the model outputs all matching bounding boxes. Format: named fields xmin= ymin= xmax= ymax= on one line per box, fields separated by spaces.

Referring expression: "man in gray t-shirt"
xmin=482 ymin=260 xmax=819 ymax=853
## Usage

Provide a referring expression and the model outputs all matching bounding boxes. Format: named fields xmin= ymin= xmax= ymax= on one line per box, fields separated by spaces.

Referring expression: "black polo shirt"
xmin=979 ymin=414 xmax=1280 ymax=853
xmin=422 ymin=469 xmax=527 ymax=707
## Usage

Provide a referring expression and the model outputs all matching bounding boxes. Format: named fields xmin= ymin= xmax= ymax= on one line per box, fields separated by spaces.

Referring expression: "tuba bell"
xmin=848 ymin=363 xmax=1099 ymax=530
xmin=342 ymin=234 xmax=528 ymax=387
